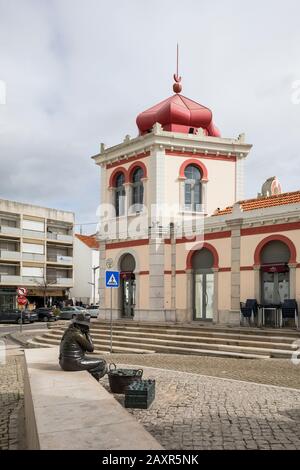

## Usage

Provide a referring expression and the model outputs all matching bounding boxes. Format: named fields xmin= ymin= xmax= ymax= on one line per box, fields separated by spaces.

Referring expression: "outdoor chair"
xmin=240 ymin=299 xmax=258 ymax=326
xmin=280 ymin=299 xmax=299 ymax=328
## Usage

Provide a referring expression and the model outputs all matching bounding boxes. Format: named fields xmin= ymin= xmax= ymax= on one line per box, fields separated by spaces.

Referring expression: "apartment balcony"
xmin=47 ymin=277 xmax=73 ymax=287
xmin=47 ymin=255 xmax=73 ymax=265
xmin=0 ymin=274 xmax=22 ymax=285
xmin=21 ymin=276 xmax=45 ymax=285
xmin=22 ymin=252 xmax=45 ymax=262
xmin=47 ymin=232 xmax=73 ymax=244
xmin=0 ymin=226 xmax=21 ymax=237
xmin=0 ymin=250 xmax=21 ymax=261
xmin=22 ymin=229 xmax=45 ymax=240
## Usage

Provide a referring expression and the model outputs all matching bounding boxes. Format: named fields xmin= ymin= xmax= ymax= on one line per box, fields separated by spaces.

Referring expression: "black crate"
xmin=125 ymin=379 xmax=155 ymax=409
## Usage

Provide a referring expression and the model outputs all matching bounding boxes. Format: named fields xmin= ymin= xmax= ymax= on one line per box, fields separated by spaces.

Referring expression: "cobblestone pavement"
xmin=100 ymin=353 xmax=300 ymax=389
xmin=0 ymin=349 xmax=24 ymax=450
xmin=101 ymin=366 xmax=300 ymax=450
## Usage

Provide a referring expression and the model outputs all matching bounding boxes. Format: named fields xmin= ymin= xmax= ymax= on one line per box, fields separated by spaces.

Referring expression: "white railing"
xmin=21 ymin=276 xmax=45 ymax=285
xmin=47 ymin=232 xmax=73 ymax=243
xmin=0 ymin=250 xmax=21 ymax=261
xmin=0 ymin=226 xmax=21 ymax=237
xmin=0 ymin=275 xmax=22 ymax=284
xmin=56 ymin=255 xmax=73 ymax=264
xmin=22 ymin=229 xmax=45 ymax=239
xmin=22 ymin=252 xmax=45 ymax=262
xmin=56 ymin=278 xmax=73 ymax=286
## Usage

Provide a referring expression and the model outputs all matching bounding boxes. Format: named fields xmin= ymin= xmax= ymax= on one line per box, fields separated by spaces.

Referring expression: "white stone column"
xmin=254 ymin=265 xmax=261 ymax=303
xmin=149 ymin=237 xmax=165 ymax=314
xmin=141 ymin=177 xmax=148 ymax=212
xmin=227 ymin=218 xmax=243 ymax=325
xmin=212 ymin=267 xmax=219 ymax=324
xmin=202 ymin=181 xmax=208 ymax=215
xmin=186 ymin=269 xmax=193 ymax=322
xmin=288 ymin=263 xmax=297 ymax=299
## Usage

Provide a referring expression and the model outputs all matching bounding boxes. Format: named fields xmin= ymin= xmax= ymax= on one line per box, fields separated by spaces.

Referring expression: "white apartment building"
xmin=70 ymin=234 xmax=99 ymax=306
xmin=0 ymin=198 xmax=74 ymax=310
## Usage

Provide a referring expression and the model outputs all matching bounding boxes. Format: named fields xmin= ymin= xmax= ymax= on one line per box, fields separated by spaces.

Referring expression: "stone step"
xmin=35 ymin=330 xmax=295 ymax=358
xmin=27 ymin=336 xmax=270 ymax=359
xmin=89 ymin=322 xmax=300 ymax=339
xmin=91 ymin=320 xmax=300 ymax=337
xmin=27 ymin=336 xmax=155 ymax=354
xmin=49 ymin=322 xmax=299 ymax=344
xmin=44 ymin=328 xmax=296 ymax=351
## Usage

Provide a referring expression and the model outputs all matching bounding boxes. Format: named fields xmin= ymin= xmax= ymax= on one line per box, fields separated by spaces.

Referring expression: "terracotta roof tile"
xmin=75 ymin=234 xmax=99 ymax=249
xmin=213 ymin=191 xmax=300 ymax=216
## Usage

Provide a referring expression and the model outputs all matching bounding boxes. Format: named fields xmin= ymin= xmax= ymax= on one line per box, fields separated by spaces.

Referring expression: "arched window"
xmin=131 ymin=167 xmax=144 ymax=210
xmin=184 ymin=165 xmax=202 ymax=211
xmin=115 ymin=172 xmax=125 ymax=217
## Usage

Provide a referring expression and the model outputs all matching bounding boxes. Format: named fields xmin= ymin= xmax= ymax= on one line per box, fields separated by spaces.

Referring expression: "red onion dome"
xmin=136 ymin=94 xmax=221 ymax=137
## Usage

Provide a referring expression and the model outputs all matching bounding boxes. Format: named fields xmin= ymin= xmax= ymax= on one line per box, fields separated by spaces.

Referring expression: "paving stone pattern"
xmin=101 ymin=365 xmax=300 ymax=450
xmin=0 ymin=355 xmax=24 ymax=450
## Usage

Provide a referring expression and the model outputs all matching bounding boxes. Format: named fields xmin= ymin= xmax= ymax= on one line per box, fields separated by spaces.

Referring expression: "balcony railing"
xmin=0 ymin=274 xmax=22 ymax=284
xmin=47 ymin=255 xmax=73 ymax=265
xmin=47 ymin=232 xmax=73 ymax=243
xmin=47 ymin=277 xmax=73 ymax=287
xmin=0 ymin=250 xmax=21 ymax=261
xmin=56 ymin=278 xmax=73 ymax=286
xmin=22 ymin=229 xmax=45 ymax=239
xmin=0 ymin=226 xmax=21 ymax=237
xmin=22 ymin=252 xmax=45 ymax=262
xmin=21 ymin=276 xmax=45 ymax=285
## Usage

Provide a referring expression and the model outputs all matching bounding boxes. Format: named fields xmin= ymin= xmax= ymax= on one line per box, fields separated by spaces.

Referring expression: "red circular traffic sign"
xmin=17 ymin=296 xmax=28 ymax=305
xmin=17 ymin=287 xmax=28 ymax=296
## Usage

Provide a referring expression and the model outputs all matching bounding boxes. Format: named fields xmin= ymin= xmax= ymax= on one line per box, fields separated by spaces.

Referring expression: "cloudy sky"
xmin=0 ymin=0 xmax=300 ymax=233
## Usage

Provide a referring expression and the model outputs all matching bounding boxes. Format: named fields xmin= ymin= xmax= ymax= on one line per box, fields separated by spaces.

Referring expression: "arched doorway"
xmin=192 ymin=248 xmax=214 ymax=320
xmin=120 ymin=253 xmax=136 ymax=318
xmin=260 ymin=240 xmax=290 ymax=305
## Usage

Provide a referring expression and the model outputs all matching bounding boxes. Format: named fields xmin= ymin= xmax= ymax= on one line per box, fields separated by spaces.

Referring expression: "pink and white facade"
xmin=92 ymin=80 xmax=300 ymax=326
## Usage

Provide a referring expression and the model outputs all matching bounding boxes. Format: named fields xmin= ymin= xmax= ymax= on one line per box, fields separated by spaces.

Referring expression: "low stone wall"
xmin=24 ymin=347 xmax=162 ymax=450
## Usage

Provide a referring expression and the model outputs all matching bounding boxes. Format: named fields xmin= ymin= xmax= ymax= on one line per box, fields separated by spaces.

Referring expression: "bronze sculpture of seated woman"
xmin=59 ymin=313 xmax=107 ymax=380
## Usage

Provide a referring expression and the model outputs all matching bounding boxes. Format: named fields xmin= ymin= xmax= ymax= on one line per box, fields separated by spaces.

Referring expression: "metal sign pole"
xmin=110 ymin=287 xmax=113 ymax=353
xmin=20 ymin=307 xmax=22 ymax=333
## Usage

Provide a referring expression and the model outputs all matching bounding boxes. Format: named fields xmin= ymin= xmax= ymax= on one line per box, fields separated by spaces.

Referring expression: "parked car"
xmin=86 ymin=305 xmax=100 ymax=318
xmin=60 ymin=306 xmax=90 ymax=320
xmin=23 ymin=309 xmax=39 ymax=323
xmin=0 ymin=309 xmax=31 ymax=324
xmin=34 ymin=307 xmax=58 ymax=322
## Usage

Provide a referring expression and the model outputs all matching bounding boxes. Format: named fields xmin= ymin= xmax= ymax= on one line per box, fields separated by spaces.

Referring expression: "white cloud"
xmin=0 ymin=0 xmax=300 ymax=230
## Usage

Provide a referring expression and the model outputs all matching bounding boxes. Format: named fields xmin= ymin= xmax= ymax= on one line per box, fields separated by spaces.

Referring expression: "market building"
xmin=92 ymin=75 xmax=300 ymax=326
xmin=0 ymin=198 xmax=74 ymax=310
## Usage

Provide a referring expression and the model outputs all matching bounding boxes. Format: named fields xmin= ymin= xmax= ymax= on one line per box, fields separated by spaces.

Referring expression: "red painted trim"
xmin=139 ymin=271 xmax=149 ymax=275
xmin=240 ymin=266 xmax=254 ymax=271
xmin=106 ymin=152 xmax=150 ymax=170
xmin=205 ymin=231 xmax=231 ymax=240
xmin=219 ymin=267 xmax=231 ymax=272
xmin=128 ymin=161 xmax=148 ymax=181
xmin=241 ymin=221 xmax=300 ymax=236
xmin=179 ymin=158 xmax=208 ymax=181
xmin=164 ymin=231 xmax=231 ymax=245
xmin=254 ymin=234 xmax=297 ymax=265
xmin=164 ymin=270 xmax=186 ymax=275
xmin=166 ymin=149 xmax=236 ymax=162
xmin=108 ymin=167 xmax=128 ymax=187
xmin=106 ymin=239 xmax=149 ymax=250
xmin=186 ymin=242 xmax=219 ymax=269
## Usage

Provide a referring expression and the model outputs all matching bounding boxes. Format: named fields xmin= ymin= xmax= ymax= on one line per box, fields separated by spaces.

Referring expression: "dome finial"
xmin=173 ymin=43 xmax=182 ymax=93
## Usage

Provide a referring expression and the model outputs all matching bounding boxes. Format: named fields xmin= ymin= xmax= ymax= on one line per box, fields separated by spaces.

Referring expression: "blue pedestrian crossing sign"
xmin=105 ymin=270 xmax=120 ymax=288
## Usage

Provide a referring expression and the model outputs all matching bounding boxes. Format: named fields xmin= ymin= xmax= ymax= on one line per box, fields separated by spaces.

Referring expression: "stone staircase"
xmin=26 ymin=320 xmax=300 ymax=359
